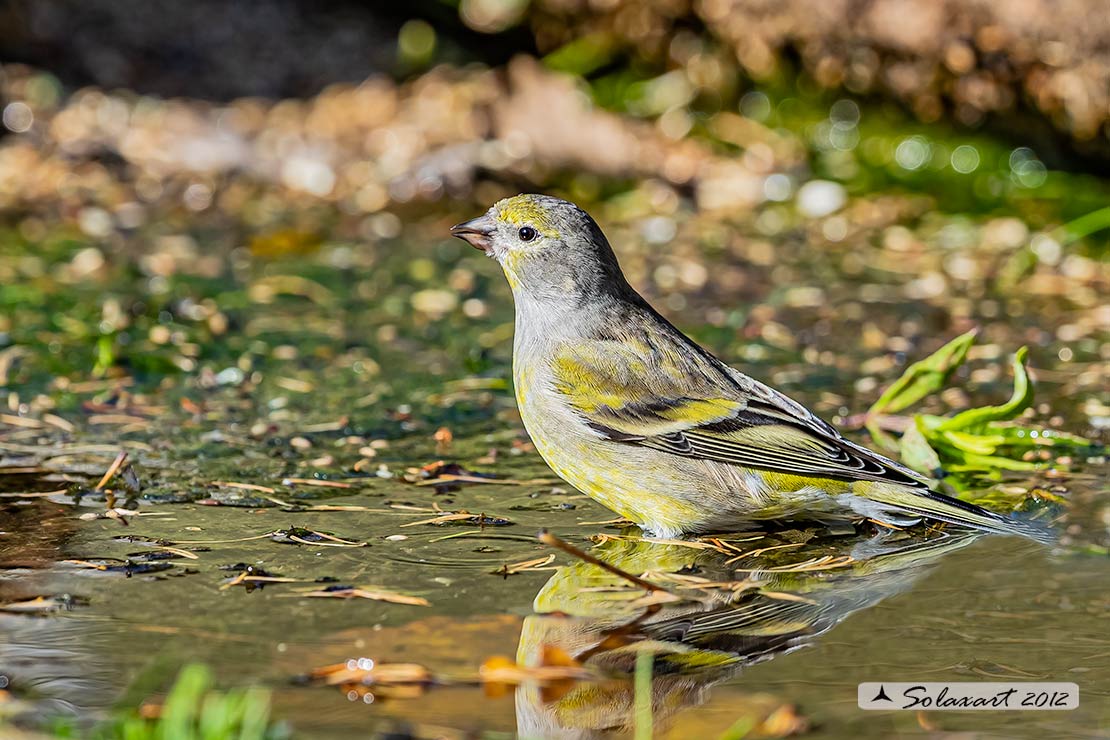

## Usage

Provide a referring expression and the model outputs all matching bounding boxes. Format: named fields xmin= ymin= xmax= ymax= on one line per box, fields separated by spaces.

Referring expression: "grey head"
xmin=450 ymin=193 xmax=632 ymax=304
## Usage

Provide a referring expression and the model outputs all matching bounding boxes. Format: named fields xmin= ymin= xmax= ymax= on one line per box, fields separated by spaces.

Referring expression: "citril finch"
xmin=452 ymin=194 xmax=1049 ymax=543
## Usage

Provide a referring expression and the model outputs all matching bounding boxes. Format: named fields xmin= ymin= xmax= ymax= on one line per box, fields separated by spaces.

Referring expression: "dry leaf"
xmin=492 ymin=554 xmax=556 ymax=576
xmin=298 ymin=586 xmax=430 ymax=606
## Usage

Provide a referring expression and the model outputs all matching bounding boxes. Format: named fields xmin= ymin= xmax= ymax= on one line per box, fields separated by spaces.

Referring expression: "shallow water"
xmin=3 ymin=457 xmax=1109 ymax=738
xmin=1 ymin=158 xmax=1108 ymax=738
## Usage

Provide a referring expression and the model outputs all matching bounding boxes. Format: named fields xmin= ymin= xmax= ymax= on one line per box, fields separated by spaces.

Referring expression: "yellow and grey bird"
xmin=451 ymin=194 xmax=1050 ymax=543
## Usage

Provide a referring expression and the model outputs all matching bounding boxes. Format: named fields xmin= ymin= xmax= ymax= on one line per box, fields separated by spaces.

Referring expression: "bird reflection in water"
xmin=515 ymin=528 xmax=981 ymax=738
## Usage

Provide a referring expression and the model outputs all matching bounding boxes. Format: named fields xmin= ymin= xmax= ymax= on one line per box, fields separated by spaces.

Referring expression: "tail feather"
xmin=854 ymin=482 xmax=1055 ymax=544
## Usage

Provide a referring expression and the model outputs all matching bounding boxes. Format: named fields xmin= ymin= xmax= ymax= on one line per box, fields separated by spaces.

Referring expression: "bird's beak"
xmin=450 ymin=214 xmax=496 ymax=253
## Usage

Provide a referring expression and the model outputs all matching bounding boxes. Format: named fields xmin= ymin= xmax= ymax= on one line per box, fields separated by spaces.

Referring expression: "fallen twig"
xmin=538 ymin=529 xmax=673 ymax=595
xmin=94 ymin=451 xmax=128 ymax=490
xmin=293 ymin=586 xmax=430 ymax=606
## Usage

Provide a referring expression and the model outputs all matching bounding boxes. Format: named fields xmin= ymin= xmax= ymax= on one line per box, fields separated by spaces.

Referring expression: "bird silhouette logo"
xmin=872 ymin=685 xmax=893 ymax=702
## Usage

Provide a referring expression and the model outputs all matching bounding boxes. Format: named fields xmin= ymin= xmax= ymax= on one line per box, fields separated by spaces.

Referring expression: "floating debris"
xmin=196 ymin=494 xmax=276 ymax=508
xmin=269 ymin=527 xmax=368 ymax=547
xmin=219 ymin=565 xmax=300 ymax=592
xmin=0 ymin=487 xmax=68 ymax=499
xmin=257 ymin=493 xmax=378 ymax=513
xmin=300 ymin=646 xmax=593 ymax=705
xmin=63 ymin=558 xmax=174 ymax=576
xmin=591 ymin=533 xmax=749 ymax=551
xmin=125 ymin=548 xmax=198 ymax=562
xmin=93 ymin=450 xmax=129 ymax=491
xmin=0 ymin=594 xmax=89 ymax=613
xmin=78 ymin=508 xmax=173 ymax=524
xmin=281 ymin=477 xmax=353 ymax=489
xmin=481 ymin=646 xmax=592 ymax=701
xmin=406 ymin=460 xmax=494 ymax=490
xmin=300 ymin=658 xmax=436 ymax=701
xmin=433 ymin=427 xmax=453 ymax=455
xmin=210 ymin=481 xmax=277 ymax=494
xmin=110 ymin=537 xmax=208 ymax=559
xmin=294 ymin=585 xmax=430 ymax=606
xmin=491 ymin=554 xmax=556 ymax=578
xmin=400 ymin=511 xmax=514 ymax=528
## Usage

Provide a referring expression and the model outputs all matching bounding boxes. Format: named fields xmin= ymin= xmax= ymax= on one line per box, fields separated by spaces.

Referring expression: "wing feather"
xmin=551 ymin=337 xmax=928 ymax=488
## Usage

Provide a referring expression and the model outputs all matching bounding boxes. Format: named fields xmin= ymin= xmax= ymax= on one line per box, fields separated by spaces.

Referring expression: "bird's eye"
xmin=518 ymin=226 xmax=537 ymax=242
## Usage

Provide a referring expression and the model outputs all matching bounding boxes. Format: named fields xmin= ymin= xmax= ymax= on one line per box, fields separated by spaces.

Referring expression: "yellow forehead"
xmin=495 ymin=197 xmax=560 ymax=237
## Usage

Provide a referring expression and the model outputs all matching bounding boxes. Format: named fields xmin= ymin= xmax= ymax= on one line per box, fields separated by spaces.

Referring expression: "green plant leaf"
xmin=898 ymin=417 xmax=942 ymax=475
xmin=93 ymin=333 xmax=117 ymax=378
xmin=88 ymin=663 xmax=282 ymax=740
xmin=868 ymin=329 xmax=977 ymax=416
xmin=936 ymin=346 xmax=1032 ymax=433
xmin=160 ymin=663 xmax=211 ymax=740
xmin=943 ymin=453 xmax=1039 ymax=472
xmin=980 ymin=423 xmax=1093 ymax=450
xmin=939 ymin=429 xmax=1006 ymax=455
xmin=1052 ymin=205 xmax=1110 ymax=245
xmin=865 ymin=329 xmax=976 ymax=448
xmin=237 ymin=687 xmax=273 ymax=740
xmin=634 ymin=650 xmax=653 ymax=740
xmin=544 ymin=33 xmax=616 ymax=77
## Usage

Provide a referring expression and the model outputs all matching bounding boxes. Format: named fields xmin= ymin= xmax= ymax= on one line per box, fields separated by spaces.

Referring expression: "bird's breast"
xmin=512 ymin=352 xmax=710 ymax=533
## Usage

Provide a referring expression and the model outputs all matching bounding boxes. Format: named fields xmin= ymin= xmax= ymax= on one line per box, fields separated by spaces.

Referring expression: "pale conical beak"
xmin=450 ymin=214 xmax=496 ymax=252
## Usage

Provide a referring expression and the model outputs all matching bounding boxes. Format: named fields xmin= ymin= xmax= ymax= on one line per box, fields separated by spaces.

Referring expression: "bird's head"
xmin=451 ymin=194 xmax=624 ymax=300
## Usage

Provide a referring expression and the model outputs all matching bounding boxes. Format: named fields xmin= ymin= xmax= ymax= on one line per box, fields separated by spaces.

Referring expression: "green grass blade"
xmin=634 ymin=650 xmax=653 ymax=740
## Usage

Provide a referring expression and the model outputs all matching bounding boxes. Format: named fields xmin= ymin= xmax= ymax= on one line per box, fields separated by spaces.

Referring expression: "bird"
xmin=450 ymin=193 xmax=1051 ymax=543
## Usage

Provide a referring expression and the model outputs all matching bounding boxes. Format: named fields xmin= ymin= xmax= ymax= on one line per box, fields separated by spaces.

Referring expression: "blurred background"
xmin=1 ymin=3 xmax=1109 ymax=738
xmin=1 ymin=0 xmax=1106 ymax=427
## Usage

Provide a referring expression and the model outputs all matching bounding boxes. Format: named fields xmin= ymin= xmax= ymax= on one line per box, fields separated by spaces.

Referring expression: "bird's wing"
xmin=550 ymin=337 xmax=929 ymax=488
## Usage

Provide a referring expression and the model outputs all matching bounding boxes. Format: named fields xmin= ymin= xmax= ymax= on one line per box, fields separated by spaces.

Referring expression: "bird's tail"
xmin=855 ymin=481 xmax=1055 ymax=544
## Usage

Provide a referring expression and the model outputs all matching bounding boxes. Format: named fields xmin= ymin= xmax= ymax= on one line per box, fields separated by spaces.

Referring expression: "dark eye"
xmin=518 ymin=226 xmax=537 ymax=242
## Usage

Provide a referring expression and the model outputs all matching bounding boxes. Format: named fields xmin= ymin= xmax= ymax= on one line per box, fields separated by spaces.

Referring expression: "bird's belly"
xmin=517 ymin=390 xmax=806 ymax=536
xmin=536 ymin=433 xmax=709 ymax=531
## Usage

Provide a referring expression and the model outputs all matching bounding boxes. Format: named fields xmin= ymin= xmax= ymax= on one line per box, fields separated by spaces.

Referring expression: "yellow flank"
xmin=532 ymin=431 xmax=703 ymax=532
xmin=496 ymin=195 xmax=560 ymax=237
xmin=761 ymin=471 xmax=849 ymax=494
